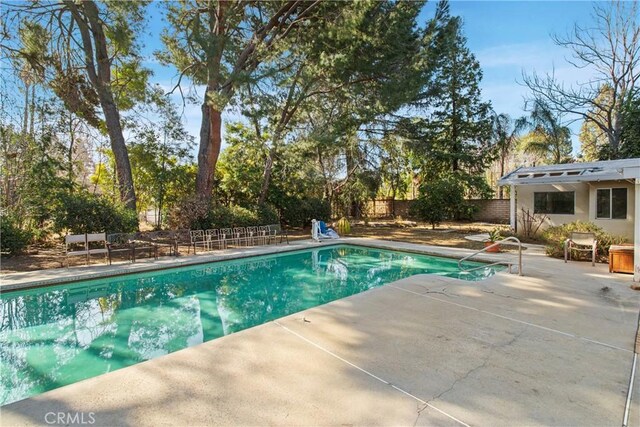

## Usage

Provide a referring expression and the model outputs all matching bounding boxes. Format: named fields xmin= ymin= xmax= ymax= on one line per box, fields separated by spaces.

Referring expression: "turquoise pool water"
xmin=0 ymin=244 xmax=497 ymax=405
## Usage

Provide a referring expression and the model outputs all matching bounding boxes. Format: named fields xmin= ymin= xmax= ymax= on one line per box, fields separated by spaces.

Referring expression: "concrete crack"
xmin=481 ymin=289 xmax=523 ymax=300
xmin=426 ymin=326 xmax=528 ymax=405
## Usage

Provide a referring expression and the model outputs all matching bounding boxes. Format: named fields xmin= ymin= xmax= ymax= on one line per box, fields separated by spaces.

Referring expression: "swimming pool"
xmin=0 ymin=244 xmax=497 ymax=405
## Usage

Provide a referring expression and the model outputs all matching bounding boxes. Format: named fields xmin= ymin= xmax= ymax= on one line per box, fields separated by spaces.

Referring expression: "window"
xmin=596 ymin=188 xmax=627 ymax=219
xmin=534 ymin=191 xmax=575 ymax=214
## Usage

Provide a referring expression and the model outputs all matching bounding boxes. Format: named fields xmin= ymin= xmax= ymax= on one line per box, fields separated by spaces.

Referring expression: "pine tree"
xmin=406 ymin=1 xmax=494 ymax=197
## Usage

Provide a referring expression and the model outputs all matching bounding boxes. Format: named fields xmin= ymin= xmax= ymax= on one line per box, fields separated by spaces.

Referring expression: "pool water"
xmin=0 ymin=245 xmax=497 ymax=405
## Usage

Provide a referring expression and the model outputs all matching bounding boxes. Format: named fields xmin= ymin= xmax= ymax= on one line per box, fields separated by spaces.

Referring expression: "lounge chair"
xmin=564 ymin=232 xmax=597 ymax=266
xmin=311 ymin=219 xmax=339 ymax=241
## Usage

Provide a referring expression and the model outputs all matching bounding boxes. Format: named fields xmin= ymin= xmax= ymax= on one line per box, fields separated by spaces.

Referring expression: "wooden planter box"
xmin=609 ymin=245 xmax=634 ymax=274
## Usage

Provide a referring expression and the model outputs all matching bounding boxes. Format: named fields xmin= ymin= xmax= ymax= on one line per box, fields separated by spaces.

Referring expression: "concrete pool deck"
xmin=1 ymin=238 xmax=639 ymax=426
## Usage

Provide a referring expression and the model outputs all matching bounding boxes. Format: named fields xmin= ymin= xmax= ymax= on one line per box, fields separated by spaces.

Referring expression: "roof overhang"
xmin=498 ymin=158 xmax=640 ymax=186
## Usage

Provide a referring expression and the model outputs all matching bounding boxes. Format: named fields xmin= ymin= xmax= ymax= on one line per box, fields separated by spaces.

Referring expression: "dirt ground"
xmin=0 ymin=221 xmax=509 ymax=275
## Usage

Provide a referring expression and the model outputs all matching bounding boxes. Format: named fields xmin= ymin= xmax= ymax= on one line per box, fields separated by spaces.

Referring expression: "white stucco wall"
xmin=515 ymin=181 xmax=635 ymax=242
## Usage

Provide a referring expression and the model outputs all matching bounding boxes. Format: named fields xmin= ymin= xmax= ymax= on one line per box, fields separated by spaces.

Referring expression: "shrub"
xmin=167 ymin=197 xmax=281 ymax=230
xmin=279 ymin=196 xmax=330 ymax=227
xmin=409 ymin=177 xmax=477 ymax=228
xmin=1 ymin=215 xmax=32 ymax=256
xmin=166 ymin=194 xmax=210 ymax=230
xmin=541 ymin=220 xmax=626 ymax=262
xmin=52 ymin=192 xmax=138 ymax=234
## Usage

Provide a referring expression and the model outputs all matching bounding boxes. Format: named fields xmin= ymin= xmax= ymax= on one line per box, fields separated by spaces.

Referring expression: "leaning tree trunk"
xmin=99 ymin=90 xmax=137 ymax=210
xmin=67 ymin=0 xmax=137 ymax=211
xmin=258 ymin=146 xmax=276 ymax=205
xmin=195 ymin=104 xmax=222 ymax=202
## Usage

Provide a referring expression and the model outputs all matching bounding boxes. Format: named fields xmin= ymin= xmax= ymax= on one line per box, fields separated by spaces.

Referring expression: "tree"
xmin=578 ymin=119 xmax=608 ymax=162
xmin=619 ymin=92 xmax=640 ymax=158
xmin=409 ymin=176 xmax=471 ymax=229
xmin=404 ymin=1 xmax=494 ymax=197
xmin=159 ymin=1 xmax=337 ymax=203
xmin=523 ymin=1 xmax=639 ymax=158
xmin=128 ymin=96 xmax=195 ymax=228
xmin=520 ymin=101 xmax=573 ymax=165
xmin=239 ymin=1 xmax=423 ymax=206
xmin=3 ymin=1 xmax=151 ymax=210
xmin=492 ymin=113 xmax=525 ymax=198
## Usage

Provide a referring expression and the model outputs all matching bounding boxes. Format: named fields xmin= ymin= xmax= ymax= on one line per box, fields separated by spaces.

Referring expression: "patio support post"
xmin=635 ymin=179 xmax=640 ymax=282
xmin=510 ymin=185 xmax=516 ymax=232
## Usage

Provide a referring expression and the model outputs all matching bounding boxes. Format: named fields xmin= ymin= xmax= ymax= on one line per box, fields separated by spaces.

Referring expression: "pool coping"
xmin=0 ymin=237 xmax=516 ymax=292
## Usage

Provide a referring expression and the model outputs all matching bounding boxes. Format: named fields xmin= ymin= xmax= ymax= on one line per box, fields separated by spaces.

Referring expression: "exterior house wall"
xmin=515 ymin=181 xmax=635 ymax=241
xmin=587 ymin=180 xmax=635 ymax=239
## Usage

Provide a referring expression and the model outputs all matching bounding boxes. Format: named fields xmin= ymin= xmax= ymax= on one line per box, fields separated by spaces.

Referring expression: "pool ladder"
xmin=458 ymin=236 xmax=523 ymax=276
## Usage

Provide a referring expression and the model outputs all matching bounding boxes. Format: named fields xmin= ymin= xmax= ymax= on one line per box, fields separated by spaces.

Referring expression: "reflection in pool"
xmin=0 ymin=245 xmax=496 ymax=405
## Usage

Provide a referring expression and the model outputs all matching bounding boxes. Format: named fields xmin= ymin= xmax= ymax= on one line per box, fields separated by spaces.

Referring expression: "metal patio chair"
xmin=564 ymin=232 xmax=598 ymax=266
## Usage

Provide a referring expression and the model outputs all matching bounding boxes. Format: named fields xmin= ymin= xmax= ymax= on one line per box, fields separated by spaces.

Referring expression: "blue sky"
xmin=144 ymin=1 xmax=601 ymax=154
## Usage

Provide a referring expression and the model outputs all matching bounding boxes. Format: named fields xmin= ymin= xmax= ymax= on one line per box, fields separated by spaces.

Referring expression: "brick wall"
xmin=467 ymin=199 xmax=510 ymax=223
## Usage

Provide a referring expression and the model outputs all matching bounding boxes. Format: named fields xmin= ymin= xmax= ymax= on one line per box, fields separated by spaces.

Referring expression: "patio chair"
xmin=206 ymin=229 xmax=225 ymax=250
xmin=106 ymin=233 xmax=134 ymax=265
xmin=220 ymin=228 xmax=233 ymax=248
xmin=245 ymin=226 xmax=259 ymax=246
xmin=258 ymin=225 xmax=270 ymax=245
xmin=190 ymin=230 xmax=209 ymax=254
xmin=564 ymin=232 xmax=598 ymax=266
xmin=65 ymin=234 xmax=88 ymax=267
xmin=86 ymin=233 xmax=108 ymax=264
xmin=232 ymin=227 xmax=247 ymax=246
xmin=266 ymin=223 xmax=289 ymax=245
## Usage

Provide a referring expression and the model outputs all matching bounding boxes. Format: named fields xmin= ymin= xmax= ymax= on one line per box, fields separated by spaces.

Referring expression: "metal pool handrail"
xmin=458 ymin=236 xmax=523 ymax=276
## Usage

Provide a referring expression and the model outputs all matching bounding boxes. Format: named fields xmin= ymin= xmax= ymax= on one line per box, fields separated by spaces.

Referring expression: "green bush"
xmin=541 ymin=220 xmax=627 ymax=262
xmin=52 ymin=192 xmax=138 ymax=234
xmin=167 ymin=197 xmax=281 ymax=230
xmin=409 ymin=177 xmax=477 ymax=228
xmin=279 ymin=196 xmax=330 ymax=227
xmin=1 ymin=215 xmax=32 ymax=256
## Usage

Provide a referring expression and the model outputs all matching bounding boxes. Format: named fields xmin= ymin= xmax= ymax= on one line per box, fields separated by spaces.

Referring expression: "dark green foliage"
xmin=52 ymin=192 xmax=138 ymax=234
xmin=409 ymin=176 xmax=477 ymax=229
xmin=620 ymin=93 xmax=640 ymax=158
xmin=403 ymin=2 xmax=494 ymax=199
xmin=279 ymin=197 xmax=331 ymax=228
xmin=167 ymin=195 xmax=280 ymax=230
xmin=541 ymin=221 xmax=627 ymax=262
xmin=0 ymin=215 xmax=32 ymax=256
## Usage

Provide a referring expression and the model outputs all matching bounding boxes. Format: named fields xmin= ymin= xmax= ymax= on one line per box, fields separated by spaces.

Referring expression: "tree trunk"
xmin=99 ymin=91 xmax=137 ymax=210
xmin=66 ymin=0 xmax=137 ymax=211
xmin=196 ymin=104 xmax=222 ymax=202
xmin=498 ymin=156 xmax=505 ymax=199
xmin=258 ymin=146 xmax=276 ymax=205
xmin=22 ymin=83 xmax=29 ymax=135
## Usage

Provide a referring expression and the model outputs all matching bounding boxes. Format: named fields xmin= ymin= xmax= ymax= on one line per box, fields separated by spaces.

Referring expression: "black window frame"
xmin=595 ymin=187 xmax=627 ymax=220
xmin=533 ymin=191 xmax=575 ymax=215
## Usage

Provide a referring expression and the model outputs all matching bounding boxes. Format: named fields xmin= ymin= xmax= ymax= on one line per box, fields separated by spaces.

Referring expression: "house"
xmin=498 ymin=158 xmax=640 ymax=281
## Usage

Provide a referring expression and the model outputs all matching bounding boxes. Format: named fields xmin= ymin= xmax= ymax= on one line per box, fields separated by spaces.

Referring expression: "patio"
xmin=2 ymin=238 xmax=639 ymax=426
